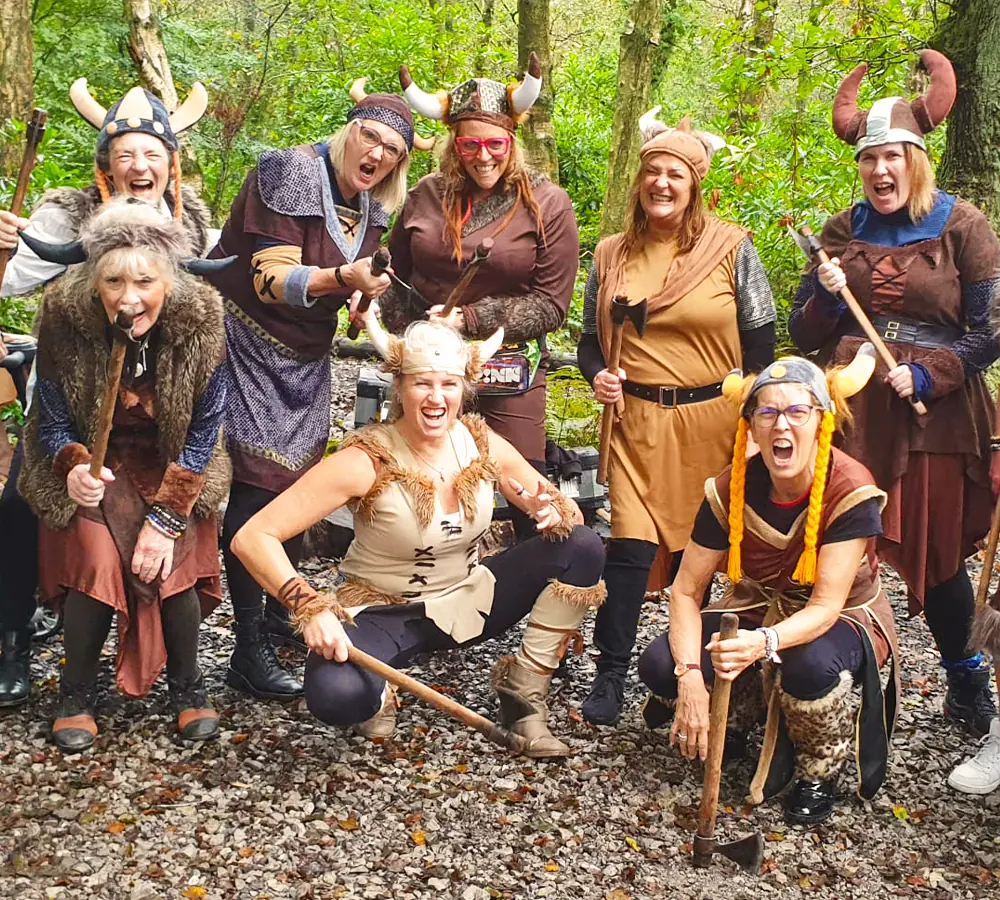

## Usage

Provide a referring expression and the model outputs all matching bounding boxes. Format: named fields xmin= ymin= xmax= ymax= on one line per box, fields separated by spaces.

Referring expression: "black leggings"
xmin=638 ymin=613 xmax=864 ymax=702
xmin=0 ymin=444 xmax=39 ymax=631
xmin=923 ymin=565 xmax=976 ymax=663
xmin=223 ymin=480 xmax=305 ymax=622
xmin=304 ymin=525 xmax=605 ymax=725
xmin=62 ymin=588 xmax=202 ymax=686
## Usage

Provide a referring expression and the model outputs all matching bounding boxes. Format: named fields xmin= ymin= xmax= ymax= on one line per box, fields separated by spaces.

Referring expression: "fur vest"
xmin=20 ymin=267 xmax=231 ymax=529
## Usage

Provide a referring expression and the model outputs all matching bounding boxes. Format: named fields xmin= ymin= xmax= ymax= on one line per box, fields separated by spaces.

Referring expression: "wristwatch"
xmin=673 ymin=662 xmax=701 ymax=679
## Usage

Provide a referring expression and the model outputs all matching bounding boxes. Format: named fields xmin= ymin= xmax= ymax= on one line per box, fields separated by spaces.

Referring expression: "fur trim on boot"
xmin=517 ymin=579 xmax=605 ymax=674
xmin=781 ymin=671 xmax=855 ymax=781
xmin=492 ymin=655 xmax=570 ymax=759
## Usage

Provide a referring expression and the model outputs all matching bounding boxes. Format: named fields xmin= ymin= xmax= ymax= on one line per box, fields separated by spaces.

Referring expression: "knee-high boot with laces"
xmin=493 ymin=578 xmax=606 ymax=759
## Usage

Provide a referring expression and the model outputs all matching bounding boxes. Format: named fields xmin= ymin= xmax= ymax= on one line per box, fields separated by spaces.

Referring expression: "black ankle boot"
xmin=0 ymin=629 xmax=32 ymax=707
xmin=227 ymin=615 xmax=303 ymax=700
xmin=582 ymin=667 xmax=627 ymax=726
xmin=263 ymin=599 xmax=307 ymax=650
xmin=944 ymin=663 xmax=997 ymax=737
xmin=51 ymin=680 xmax=98 ymax=754
xmin=783 ymin=778 xmax=837 ymax=826
xmin=168 ymin=671 xmax=220 ymax=741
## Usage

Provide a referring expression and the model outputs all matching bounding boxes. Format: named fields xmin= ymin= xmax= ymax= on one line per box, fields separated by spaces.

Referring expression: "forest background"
xmin=0 ymin=0 xmax=997 ymax=440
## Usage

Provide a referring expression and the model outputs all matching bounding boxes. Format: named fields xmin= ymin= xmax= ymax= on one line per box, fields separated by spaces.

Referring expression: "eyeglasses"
xmin=749 ymin=404 xmax=818 ymax=428
xmin=454 ymin=135 xmax=512 ymax=159
xmin=354 ymin=122 xmax=405 ymax=162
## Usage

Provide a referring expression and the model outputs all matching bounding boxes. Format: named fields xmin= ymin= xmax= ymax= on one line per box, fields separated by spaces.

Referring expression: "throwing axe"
xmin=597 ymin=296 xmax=647 ymax=485
xmin=440 ymin=238 xmax=494 ymax=316
xmin=692 ymin=612 xmax=765 ymax=874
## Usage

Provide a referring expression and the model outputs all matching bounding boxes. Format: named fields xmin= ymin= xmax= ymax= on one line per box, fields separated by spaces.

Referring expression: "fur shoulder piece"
xmin=36 ymin=185 xmax=102 ymax=230
xmin=256 ymin=147 xmax=325 ymax=217
xmin=341 ymin=424 xmax=396 ymax=467
xmin=459 ymin=414 xmax=491 ymax=457
xmin=176 ymin=184 xmax=211 ymax=255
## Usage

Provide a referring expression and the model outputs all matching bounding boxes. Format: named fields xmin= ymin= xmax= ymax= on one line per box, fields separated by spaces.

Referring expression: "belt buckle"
xmin=884 ymin=320 xmax=900 ymax=341
xmin=658 ymin=386 xmax=678 ymax=409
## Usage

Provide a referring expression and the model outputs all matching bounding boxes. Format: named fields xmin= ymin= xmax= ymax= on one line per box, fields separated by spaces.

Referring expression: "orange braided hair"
xmin=171 ymin=151 xmax=183 ymax=220
xmin=94 ymin=163 xmax=113 ymax=204
xmin=791 ymin=410 xmax=837 ymax=585
xmin=726 ymin=416 xmax=750 ymax=582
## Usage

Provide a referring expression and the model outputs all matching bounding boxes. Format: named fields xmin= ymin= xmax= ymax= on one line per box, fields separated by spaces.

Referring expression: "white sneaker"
xmin=948 ymin=718 xmax=1000 ymax=795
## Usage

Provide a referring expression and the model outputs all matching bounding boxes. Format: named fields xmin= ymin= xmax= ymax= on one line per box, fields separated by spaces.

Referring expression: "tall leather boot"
xmin=781 ymin=671 xmax=854 ymax=826
xmin=494 ymin=578 xmax=606 ymax=758
xmin=944 ymin=658 xmax=997 ymax=737
xmin=263 ymin=597 xmax=307 ymax=650
xmin=227 ymin=614 xmax=303 ymax=700
xmin=0 ymin=628 xmax=32 ymax=707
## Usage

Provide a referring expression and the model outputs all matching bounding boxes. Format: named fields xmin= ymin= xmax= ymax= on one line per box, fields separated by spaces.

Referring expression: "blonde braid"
xmin=791 ymin=410 xmax=836 ymax=585
xmin=726 ymin=417 xmax=749 ymax=582
xmin=94 ymin=164 xmax=113 ymax=204
xmin=171 ymin=152 xmax=183 ymax=220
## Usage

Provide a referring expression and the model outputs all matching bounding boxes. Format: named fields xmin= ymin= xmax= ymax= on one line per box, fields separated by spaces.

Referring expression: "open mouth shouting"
xmin=126 ymin=178 xmax=156 ymax=198
xmin=420 ymin=404 xmax=448 ymax=429
xmin=771 ymin=437 xmax=794 ymax=466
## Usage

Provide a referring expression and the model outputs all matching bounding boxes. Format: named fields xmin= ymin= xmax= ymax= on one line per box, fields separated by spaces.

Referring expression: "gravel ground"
xmin=2 ymin=360 xmax=999 ymax=900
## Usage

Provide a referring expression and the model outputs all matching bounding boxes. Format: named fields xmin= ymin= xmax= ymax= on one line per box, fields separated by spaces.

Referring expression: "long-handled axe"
xmin=90 ymin=310 xmax=135 ymax=477
xmin=0 ymin=108 xmax=47 ymax=287
xmin=597 ymin=296 xmax=647 ymax=485
xmin=971 ymin=483 xmax=1000 ymax=689
xmin=347 ymin=646 xmax=531 ymax=754
xmin=787 ymin=224 xmax=927 ymax=416
xmin=346 ymin=247 xmax=392 ymax=340
xmin=693 ymin=612 xmax=765 ymax=874
xmin=440 ymin=238 xmax=494 ymax=316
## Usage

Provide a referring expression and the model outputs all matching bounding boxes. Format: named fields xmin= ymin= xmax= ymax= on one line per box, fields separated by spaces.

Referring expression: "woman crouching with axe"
xmin=231 ymin=313 xmax=605 ymax=757
xmin=18 ymin=201 xmax=233 ymax=753
xmin=638 ymin=348 xmax=900 ymax=826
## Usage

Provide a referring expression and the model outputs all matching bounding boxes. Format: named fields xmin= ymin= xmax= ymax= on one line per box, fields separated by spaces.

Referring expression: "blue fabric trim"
xmin=940 ymin=652 xmax=985 ymax=670
xmin=851 ymin=191 xmax=957 ymax=246
xmin=284 ymin=265 xmax=320 ymax=309
xmin=35 ymin=376 xmax=80 ymax=457
xmin=319 ymin=156 xmax=369 ymax=264
xmin=906 ymin=362 xmax=933 ymax=402
xmin=176 ymin=364 xmax=227 ymax=474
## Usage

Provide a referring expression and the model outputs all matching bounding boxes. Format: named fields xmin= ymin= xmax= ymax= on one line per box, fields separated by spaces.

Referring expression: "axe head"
xmin=786 ymin=223 xmax=823 ymax=260
xmin=470 ymin=237 xmax=494 ymax=265
xmin=693 ymin=831 xmax=764 ymax=874
xmin=609 ymin=296 xmax=648 ymax=336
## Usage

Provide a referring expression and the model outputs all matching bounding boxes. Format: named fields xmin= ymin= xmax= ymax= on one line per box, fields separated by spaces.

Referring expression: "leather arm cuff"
xmin=53 ymin=442 xmax=92 ymax=482
xmin=277 ymin=575 xmax=352 ymax=633
xmin=153 ymin=462 xmax=205 ymax=519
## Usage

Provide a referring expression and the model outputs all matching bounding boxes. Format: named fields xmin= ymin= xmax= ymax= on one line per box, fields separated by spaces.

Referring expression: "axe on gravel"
xmin=440 ymin=238 xmax=494 ymax=316
xmin=693 ymin=612 xmax=765 ymax=874
xmin=787 ymin=224 xmax=928 ymax=416
xmin=347 ymin=646 xmax=532 ymax=754
xmin=597 ymin=296 xmax=648 ymax=485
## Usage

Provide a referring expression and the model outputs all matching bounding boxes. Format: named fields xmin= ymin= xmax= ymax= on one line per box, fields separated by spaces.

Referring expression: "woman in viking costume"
xmin=639 ymin=348 xmax=899 ymax=825
xmin=206 ymin=83 xmax=418 ymax=701
xmin=576 ymin=109 xmax=776 ymax=726
xmin=18 ymin=201 xmax=232 ymax=753
xmin=0 ymin=77 xmax=212 ymax=709
xmin=789 ymin=51 xmax=1000 ymax=740
xmin=231 ymin=311 xmax=606 ymax=757
xmin=373 ymin=54 xmax=579 ymax=539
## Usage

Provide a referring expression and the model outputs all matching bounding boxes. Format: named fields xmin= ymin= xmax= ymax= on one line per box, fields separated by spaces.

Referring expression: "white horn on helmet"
xmin=509 ymin=51 xmax=542 ymax=116
xmin=169 ymin=82 xmax=209 ymax=135
xmin=70 ymin=78 xmax=107 ymax=130
xmin=399 ymin=66 xmax=447 ymax=120
xmin=349 ymin=77 xmax=369 ymax=104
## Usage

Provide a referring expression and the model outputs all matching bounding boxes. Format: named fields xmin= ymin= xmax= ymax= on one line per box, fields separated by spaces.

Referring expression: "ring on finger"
xmin=676 ymin=732 xmax=688 ymax=741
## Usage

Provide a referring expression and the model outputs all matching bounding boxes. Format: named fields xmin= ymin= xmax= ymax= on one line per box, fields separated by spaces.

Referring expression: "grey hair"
xmin=327 ymin=120 xmax=411 ymax=214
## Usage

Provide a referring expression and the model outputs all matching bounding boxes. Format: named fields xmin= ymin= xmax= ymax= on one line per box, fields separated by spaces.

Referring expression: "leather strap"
xmin=623 ymin=379 xmax=724 ymax=408
xmin=847 ymin=314 xmax=963 ymax=349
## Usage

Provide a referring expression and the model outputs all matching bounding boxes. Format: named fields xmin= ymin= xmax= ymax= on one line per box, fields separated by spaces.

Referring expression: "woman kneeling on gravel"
xmin=638 ymin=348 xmax=899 ymax=825
xmin=232 ymin=315 xmax=605 ymax=758
xmin=19 ymin=201 xmax=231 ymax=752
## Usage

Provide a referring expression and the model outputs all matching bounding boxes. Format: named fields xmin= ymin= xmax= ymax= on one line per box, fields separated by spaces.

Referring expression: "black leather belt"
xmin=623 ymin=379 xmax=724 ymax=408
xmin=849 ymin=315 xmax=963 ymax=349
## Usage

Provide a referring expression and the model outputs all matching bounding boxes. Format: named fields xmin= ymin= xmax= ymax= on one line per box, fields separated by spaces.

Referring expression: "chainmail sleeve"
xmin=582 ymin=265 xmax=599 ymax=335
xmin=576 ymin=264 xmax=605 ymax=385
xmin=955 ymin=278 xmax=1000 ymax=375
xmin=734 ymin=238 xmax=776 ymax=331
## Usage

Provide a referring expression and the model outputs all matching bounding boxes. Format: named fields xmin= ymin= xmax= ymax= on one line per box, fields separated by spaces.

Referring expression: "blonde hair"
xmin=905 ymin=143 xmax=936 ymax=222
xmin=437 ymin=132 xmax=544 ymax=262
xmin=91 ymin=247 xmax=173 ymax=293
xmin=327 ymin=120 xmax=411 ymax=214
xmin=622 ymin=157 xmax=706 ymax=257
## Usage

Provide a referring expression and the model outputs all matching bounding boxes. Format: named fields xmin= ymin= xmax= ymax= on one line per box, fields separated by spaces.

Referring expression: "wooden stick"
xmin=89 ymin=311 xmax=134 ymax=478
xmin=977 ymin=491 xmax=1000 ymax=608
xmin=347 ymin=645 xmax=529 ymax=754
xmin=799 ymin=226 xmax=927 ymax=416
xmin=0 ymin=109 xmax=48 ymax=288
xmin=440 ymin=238 xmax=494 ymax=315
xmin=345 ymin=247 xmax=391 ymax=340
xmin=597 ymin=318 xmax=625 ymax=485
xmin=696 ymin=612 xmax=740 ymax=845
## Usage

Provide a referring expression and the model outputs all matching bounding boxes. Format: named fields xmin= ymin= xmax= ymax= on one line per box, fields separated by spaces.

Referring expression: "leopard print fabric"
xmin=780 ymin=670 xmax=855 ymax=780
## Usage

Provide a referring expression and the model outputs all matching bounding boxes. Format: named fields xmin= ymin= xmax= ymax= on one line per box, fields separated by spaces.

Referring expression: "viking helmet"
xmin=637 ymin=107 xmax=726 ymax=179
xmin=832 ymin=50 xmax=956 ymax=156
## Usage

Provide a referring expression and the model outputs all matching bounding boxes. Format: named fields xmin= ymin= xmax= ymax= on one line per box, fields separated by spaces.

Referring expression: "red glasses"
xmin=454 ymin=136 xmax=512 ymax=159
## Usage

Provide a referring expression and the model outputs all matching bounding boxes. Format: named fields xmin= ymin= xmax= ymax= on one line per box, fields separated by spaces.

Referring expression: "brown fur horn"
xmin=910 ymin=49 xmax=956 ymax=134
xmin=832 ymin=63 xmax=869 ymax=144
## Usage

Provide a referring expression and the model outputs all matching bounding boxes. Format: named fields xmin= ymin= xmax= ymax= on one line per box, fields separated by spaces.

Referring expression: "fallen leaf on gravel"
xmin=605 ymin=891 xmax=631 ymax=900
xmin=766 ymin=832 xmax=784 ymax=842
xmin=182 ymin=889 xmax=207 ymax=899
xmin=893 ymin=804 xmax=909 ymax=821
xmin=405 ymin=812 xmax=424 ymax=826
xmin=568 ymin=707 xmax=583 ymax=723
xmin=107 ymin=821 xmax=126 ymax=834
xmin=238 ymin=847 xmax=255 ymax=858
xmin=624 ymin=836 xmax=639 ymax=851
xmin=907 ymin=875 xmax=927 ymax=886
xmin=454 ymin=765 xmax=468 ymax=774
xmin=544 ymin=861 xmax=559 ymax=872
xmin=231 ymin=733 xmax=249 ymax=744
xmin=411 ymin=830 xmax=427 ymax=845
xmin=337 ymin=817 xmax=359 ymax=831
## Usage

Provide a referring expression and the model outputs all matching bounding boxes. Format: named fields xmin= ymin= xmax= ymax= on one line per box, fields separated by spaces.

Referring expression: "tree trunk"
xmin=599 ymin=0 xmax=663 ymax=238
xmin=933 ymin=0 xmax=1000 ymax=229
xmin=732 ymin=0 xmax=778 ymax=130
xmin=0 ymin=0 xmax=33 ymax=175
xmin=476 ymin=0 xmax=496 ymax=73
xmin=517 ymin=0 xmax=559 ymax=182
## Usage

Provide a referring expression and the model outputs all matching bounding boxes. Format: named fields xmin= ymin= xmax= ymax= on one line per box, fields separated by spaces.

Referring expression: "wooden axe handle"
xmin=977 ymin=490 xmax=1000 ymax=608
xmin=597 ymin=324 xmax=625 ymax=485
xmin=346 ymin=247 xmax=391 ymax=340
xmin=89 ymin=312 xmax=134 ymax=478
xmin=440 ymin=238 xmax=494 ymax=315
xmin=807 ymin=236 xmax=927 ymax=416
xmin=0 ymin=109 xmax=48 ymax=289
xmin=696 ymin=612 xmax=740 ymax=843
xmin=347 ymin=645 xmax=529 ymax=754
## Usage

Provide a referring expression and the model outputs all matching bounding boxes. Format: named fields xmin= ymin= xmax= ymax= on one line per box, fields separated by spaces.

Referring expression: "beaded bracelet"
xmin=991 ymin=436 xmax=1000 ymax=453
xmin=150 ymin=503 xmax=187 ymax=534
xmin=146 ymin=513 xmax=182 ymax=540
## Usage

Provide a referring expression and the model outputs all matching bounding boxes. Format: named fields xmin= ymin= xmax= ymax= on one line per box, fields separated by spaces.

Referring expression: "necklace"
xmin=400 ymin=431 xmax=458 ymax=483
